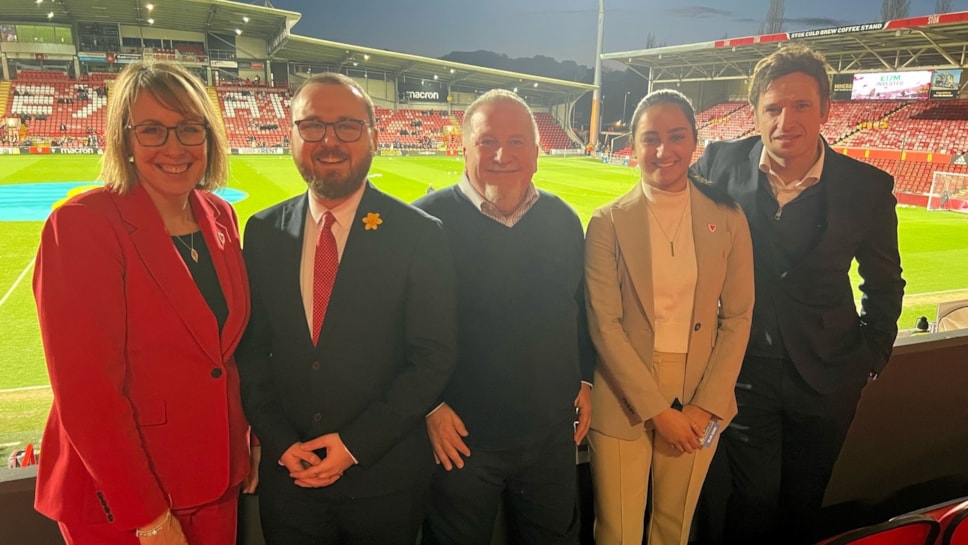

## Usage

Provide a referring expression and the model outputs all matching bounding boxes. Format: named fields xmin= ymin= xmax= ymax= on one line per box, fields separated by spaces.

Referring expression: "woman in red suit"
xmin=33 ymin=61 xmax=255 ymax=544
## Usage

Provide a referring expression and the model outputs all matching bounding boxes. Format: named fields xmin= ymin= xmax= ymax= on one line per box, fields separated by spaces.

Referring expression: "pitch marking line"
xmin=0 ymin=257 xmax=35 ymax=311
xmin=0 ymin=385 xmax=50 ymax=394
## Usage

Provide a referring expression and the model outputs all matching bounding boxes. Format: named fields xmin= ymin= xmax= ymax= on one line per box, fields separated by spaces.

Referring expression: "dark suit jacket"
xmin=694 ymin=136 xmax=905 ymax=393
xmin=33 ymin=184 xmax=251 ymax=528
xmin=237 ymin=182 xmax=457 ymax=498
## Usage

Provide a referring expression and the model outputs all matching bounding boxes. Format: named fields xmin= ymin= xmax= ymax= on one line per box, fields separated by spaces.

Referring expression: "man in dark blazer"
xmin=693 ymin=45 xmax=905 ymax=544
xmin=236 ymin=73 xmax=458 ymax=545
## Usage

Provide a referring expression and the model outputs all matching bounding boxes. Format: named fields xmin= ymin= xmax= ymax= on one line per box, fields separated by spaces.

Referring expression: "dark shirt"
xmin=173 ymin=231 xmax=228 ymax=331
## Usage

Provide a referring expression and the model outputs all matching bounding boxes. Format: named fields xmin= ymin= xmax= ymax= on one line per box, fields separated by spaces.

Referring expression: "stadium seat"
xmin=942 ymin=507 xmax=968 ymax=545
xmin=909 ymin=497 xmax=968 ymax=545
xmin=814 ymin=514 xmax=939 ymax=545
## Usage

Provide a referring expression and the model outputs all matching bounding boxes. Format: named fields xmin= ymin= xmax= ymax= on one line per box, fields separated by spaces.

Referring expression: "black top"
xmin=414 ymin=186 xmax=595 ymax=448
xmin=173 ymin=231 xmax=228 ymax=331
xmin=749 ymin=175 xmax=827 ymax=359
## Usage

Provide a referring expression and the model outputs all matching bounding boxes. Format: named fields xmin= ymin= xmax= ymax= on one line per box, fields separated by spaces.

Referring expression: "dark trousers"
xmin=697 ymin=356 xmax=865 ymax=545
xmin=258 ymin=463 xmax=429 ymax=545
xmin=422 ymin=422 xmax=580 ymax=545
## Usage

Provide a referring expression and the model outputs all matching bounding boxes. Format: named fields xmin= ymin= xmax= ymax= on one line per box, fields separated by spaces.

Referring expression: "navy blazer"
xmin=694 ymin=136 xmax=905 ymax=393
xmin=237 ymin=182 xmax=458 ymax=498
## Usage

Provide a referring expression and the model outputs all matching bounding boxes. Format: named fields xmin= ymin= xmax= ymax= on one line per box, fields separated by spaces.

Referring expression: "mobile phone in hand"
xmin=702 ymin=421 xmax=721 ymax=448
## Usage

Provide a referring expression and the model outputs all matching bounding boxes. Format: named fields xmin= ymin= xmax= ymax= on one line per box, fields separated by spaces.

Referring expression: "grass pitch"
xmin=1 ymin=154 xmax=966 ymax=455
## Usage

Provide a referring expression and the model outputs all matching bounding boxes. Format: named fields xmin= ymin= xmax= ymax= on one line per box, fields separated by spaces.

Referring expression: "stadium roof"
xmin=604 ymin=11 xmax=968 ymax=84
xmin=0 ymin=0 xmax=298 ymax=40
xmin=0 ymin=0 xmax=594 ymax=101
xmin=274 ymin=35 xmax=596 ymax=100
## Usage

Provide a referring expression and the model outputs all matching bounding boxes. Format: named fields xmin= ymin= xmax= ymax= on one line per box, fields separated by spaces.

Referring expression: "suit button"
xmin=107 ymin=514 xmax=114 ymax=522
xmin=211 ymin=368 xmax=223 ymax=379
xmin=96 ymin=491 xmax=104 ymax=499
xmin=694 ymin=323 xmax=702 ymax=331
xmin=313 ymin=413 xmax=322 ymax=422
xmin=311 ymin=361 xmax=320 ymax=371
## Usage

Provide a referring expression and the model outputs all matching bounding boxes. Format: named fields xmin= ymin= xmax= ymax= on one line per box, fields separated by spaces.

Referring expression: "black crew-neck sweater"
xmin=415 ymin=186 xmax=595 ymax=447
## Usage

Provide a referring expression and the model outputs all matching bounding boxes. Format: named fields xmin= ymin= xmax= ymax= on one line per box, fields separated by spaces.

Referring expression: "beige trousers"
xmin=589 ymin=351 xmax=720 ymax=545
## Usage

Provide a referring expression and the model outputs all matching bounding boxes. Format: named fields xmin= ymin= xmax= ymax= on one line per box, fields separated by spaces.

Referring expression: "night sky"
xmin=259 ymin=0 xmax=966 ymax=66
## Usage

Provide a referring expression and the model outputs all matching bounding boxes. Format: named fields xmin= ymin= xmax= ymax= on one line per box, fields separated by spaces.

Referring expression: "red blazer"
xmin=33 ymin=183 xmax=250 ymax=529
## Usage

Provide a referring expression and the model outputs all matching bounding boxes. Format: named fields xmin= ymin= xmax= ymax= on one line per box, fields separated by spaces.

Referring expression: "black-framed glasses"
xmin=127 ymin=122 xmax=208 ymax=147
xmin=293 ymin=118 xmax=369 ymax=143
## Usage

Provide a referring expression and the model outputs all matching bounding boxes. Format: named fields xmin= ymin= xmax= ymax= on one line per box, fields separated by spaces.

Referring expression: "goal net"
xmin=927 ymin=171 xmax=968 ymax=212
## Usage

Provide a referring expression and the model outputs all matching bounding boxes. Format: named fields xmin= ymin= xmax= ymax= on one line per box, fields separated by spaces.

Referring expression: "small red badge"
xmin=708 ymin=224 xmax=717 ymax=232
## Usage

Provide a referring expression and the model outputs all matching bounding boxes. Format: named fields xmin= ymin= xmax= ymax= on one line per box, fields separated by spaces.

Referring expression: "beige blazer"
xmin=585 ymin=181 xmax=754 ymax=441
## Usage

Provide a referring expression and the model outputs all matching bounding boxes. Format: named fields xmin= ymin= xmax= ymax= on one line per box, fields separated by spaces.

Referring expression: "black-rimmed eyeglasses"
xmin=127 ymin=122 xmax=208 ymax=147
xmin=293 ymin=119 xmax=369 ymax=143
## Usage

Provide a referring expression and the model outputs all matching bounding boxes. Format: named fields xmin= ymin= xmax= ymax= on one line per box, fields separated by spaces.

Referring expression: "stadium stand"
xmin=601 ymin=97 xmax=968 ymax=196
xmin=840 ymin=99 xmax=968 ymax=154
xmin=534 ymin=112 xmax=579 ymax=151
xmin=698 ymin=102 xmax=755 ymax=143
xmin=823 ymin=100 xmax=908 ymax=144
xmin=378 ymin=107 xmax=450 ymax=150
xmin=216 ymin=86 xmax=292 ymax=149
xmin=7 ymin=76 xmax=107 ymax=147
xmin=212 ymin=86 xmax=577 ymax=151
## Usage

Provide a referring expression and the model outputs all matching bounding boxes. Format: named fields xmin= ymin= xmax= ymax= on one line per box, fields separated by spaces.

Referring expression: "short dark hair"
xmin=749 ymin=44 xmax=831 ymax=114
xmin=629 ymin=88 xmax=698 ymax=151
xmin=291 ymin=72 xmax=376 ymax=127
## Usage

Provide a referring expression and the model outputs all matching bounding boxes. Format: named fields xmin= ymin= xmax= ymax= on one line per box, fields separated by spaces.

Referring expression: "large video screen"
xmin=851 ymin=71 xmax=932 ymax=100
xmin=930 ymin=69 xmax=963 ymax=99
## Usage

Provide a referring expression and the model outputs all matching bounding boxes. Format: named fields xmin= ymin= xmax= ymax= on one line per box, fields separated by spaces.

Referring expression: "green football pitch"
xmin=1 ymin=154 xmax=967 ymax=452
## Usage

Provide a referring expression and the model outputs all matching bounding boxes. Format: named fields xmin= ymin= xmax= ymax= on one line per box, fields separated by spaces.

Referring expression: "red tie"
xmin=312 ymin=212 xmax=338 ymax=346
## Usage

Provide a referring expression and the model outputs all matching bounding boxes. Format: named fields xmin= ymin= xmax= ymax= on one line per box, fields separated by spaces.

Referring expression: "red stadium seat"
xmin=942 ymin=505 xmax=968 ymax=545
xmin=814 ymin=514 xmax=939 ymax=545
xmin=904 ymin=497 xmax=968 ymax=544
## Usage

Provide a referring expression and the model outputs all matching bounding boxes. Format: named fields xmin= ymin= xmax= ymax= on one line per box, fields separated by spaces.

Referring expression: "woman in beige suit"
xmin=584 ymin=89 xmax=754 ymax=545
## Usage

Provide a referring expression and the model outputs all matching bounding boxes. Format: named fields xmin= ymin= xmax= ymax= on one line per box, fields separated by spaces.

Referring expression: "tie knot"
xmin=321 ymin=211 xmax=336 ymax=231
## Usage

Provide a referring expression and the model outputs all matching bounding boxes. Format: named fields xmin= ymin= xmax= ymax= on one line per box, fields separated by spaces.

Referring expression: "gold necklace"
xmin=173 ymin=232 xmax=199 ymax=263
xmin=645 ymin=199 xmax=689 ymax=257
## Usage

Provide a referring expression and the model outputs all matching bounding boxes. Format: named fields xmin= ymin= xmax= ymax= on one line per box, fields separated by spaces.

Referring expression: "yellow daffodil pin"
xmin=362 ymin=212 xmax=383 ymax=230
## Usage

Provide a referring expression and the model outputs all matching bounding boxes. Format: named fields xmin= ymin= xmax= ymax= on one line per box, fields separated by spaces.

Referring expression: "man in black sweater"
xmin=415 ymin=90 xmax=596 ymax=545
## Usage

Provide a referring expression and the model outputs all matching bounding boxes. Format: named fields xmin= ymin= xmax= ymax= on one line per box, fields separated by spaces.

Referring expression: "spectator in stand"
xmin=32 ymin=61 xmax=258 ymax=545
xmin=694 ymin=44 xmax=905 ymax=545
xmin=583 ymin=89 xmax=753 ymax=545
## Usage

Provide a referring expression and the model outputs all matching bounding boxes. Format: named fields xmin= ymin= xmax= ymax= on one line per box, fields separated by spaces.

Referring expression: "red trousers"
xmin=58 ymin=485 xmax=240 ymax=545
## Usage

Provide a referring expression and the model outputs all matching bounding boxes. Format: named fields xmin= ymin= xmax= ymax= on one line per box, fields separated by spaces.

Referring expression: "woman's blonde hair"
xmin=100 ymin=61 xmax=228 ymax=193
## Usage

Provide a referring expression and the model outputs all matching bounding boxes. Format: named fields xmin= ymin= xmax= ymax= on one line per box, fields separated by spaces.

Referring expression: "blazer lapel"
xmin=810 ymin=147 xmax=856 ymax=259
xmin=277 ymin=194 xmax=315 ymax=346
xmin=114 ymin=184 xmax=220 ymax=364
xmin=612 ymin=185 xmax=656 ymax=328
xmin=690 ymin=183 xmax=722 ymax=314
xmin=738 ymin=141 xmax=765 ymax=231
xmin=191 ymin=191 xmax=249 ymax=361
